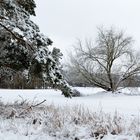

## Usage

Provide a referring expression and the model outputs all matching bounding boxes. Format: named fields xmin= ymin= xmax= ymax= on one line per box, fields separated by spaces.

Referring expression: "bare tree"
xmin=69 ymin=27 xmax=140 ymax=92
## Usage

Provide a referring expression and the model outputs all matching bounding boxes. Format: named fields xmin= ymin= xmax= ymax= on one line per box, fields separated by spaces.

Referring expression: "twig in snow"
xmin=18 ymin=99 xmax=46 ymax=117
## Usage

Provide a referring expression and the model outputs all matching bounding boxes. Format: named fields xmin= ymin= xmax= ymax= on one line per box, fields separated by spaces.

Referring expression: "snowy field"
xmin=0 ymin=87 xmax=140 ymax=140
xmin=1 ymin=87 xmax=140 ymax=116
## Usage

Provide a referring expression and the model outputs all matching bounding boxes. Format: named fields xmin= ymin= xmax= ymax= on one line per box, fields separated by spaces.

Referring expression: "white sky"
xmin=32 ymin=0 xmax=140 ymax=61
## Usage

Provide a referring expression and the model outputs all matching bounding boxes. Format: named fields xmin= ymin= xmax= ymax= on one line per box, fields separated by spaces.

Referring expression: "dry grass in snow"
xmin=0 ymin=98 xmax=139 ymax=140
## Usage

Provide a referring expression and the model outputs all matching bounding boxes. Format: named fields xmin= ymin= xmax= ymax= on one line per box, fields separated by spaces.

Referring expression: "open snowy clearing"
xmin=0 ymin=87 xmax=140 ymax=140
xmin=0 ymin=87 xmax=140 ymax=117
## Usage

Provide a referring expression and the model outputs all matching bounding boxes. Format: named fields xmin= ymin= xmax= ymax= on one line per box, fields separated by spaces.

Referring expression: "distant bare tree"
xmin=69 ymin=27 xmax=140 ymax=92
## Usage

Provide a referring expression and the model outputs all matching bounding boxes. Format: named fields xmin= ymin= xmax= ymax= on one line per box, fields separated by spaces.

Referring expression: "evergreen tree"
xmin=0 ymin=0 xmax=79 ymax=97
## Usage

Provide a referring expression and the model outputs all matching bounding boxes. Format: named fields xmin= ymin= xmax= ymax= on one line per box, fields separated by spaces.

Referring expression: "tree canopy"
xmin=69 ymin=27 xmax=140 ymax=92
xmin=0 ymin=0 xmax=76 ymax=97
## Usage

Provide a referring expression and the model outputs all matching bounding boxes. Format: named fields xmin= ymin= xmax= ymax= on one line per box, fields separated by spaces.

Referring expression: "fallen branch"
xmin=31 ymin=99 xmax=46 ymax=108
xmin=18 ymin=99 xmax=46 ymax=117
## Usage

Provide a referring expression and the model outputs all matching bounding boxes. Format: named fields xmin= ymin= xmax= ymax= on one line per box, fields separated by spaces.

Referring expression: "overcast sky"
xmin=32 ymin=0 xmax=140 ymax=61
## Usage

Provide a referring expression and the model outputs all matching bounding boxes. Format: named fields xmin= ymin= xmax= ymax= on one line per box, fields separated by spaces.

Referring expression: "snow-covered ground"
xmin=0 ymin=87 xmax=140 ymax=140
xmin=1 ymin=87 xmax=140 ymax=117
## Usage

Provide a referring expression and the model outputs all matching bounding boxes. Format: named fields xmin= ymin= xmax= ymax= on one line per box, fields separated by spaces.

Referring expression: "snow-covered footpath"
xmin=0 ymin=87 xmax=140 ymax=140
